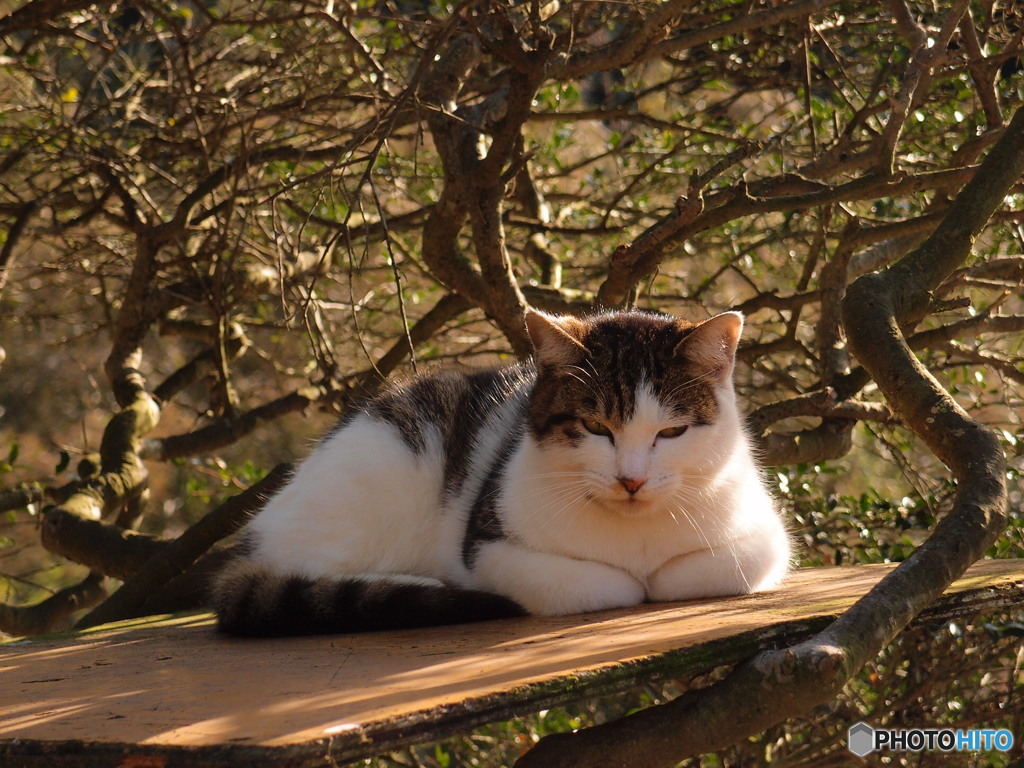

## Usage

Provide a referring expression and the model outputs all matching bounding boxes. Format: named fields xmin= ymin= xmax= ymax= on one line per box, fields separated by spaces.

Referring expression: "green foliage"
xmin=173 ymin=457 xmax=270 ymax=527
xmin=0 ymin=442 xmax=24 ymax=482
xmin=781 ymin=459 xmax=948 ymax=567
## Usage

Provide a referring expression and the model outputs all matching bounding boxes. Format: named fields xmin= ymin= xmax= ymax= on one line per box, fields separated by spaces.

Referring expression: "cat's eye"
xmin=581 ymin=418 xmax=613 ymax=438
xmin=657 ymin=425 xmax=689 ymax=439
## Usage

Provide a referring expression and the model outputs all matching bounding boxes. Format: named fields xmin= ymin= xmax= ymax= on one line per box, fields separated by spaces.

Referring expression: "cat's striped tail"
xmin=210 ymin=560 xmax=526 ymax=637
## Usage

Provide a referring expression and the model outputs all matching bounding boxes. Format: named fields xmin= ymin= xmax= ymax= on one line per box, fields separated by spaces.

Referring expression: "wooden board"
xmin=2 ymin=560 xmax=1023 ymax=768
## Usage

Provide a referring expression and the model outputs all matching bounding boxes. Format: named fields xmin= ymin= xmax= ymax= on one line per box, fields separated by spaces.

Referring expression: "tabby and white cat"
xmin=212 ymin=309 xmax=790 ymax=636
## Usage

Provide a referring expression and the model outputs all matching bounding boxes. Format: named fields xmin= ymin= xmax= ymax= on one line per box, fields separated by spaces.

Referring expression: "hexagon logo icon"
xmin=848 ymin=722 xmax=876 ymax=757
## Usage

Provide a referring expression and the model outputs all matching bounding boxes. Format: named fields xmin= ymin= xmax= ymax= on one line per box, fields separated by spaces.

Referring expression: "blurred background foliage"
xmin=1 ymin=0 xmax=1022 ymax=764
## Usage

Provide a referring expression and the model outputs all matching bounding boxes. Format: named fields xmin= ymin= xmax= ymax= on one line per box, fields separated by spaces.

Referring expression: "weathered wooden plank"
xmin=2 ymin=560 xmax=1022 ymax=768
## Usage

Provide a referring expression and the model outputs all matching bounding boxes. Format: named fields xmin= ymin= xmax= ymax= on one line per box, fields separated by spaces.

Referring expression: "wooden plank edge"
xmin=3 ymin=569 xmax=1022 ymax=768
xmin=0 ymin=619 xmax=831 ymax=768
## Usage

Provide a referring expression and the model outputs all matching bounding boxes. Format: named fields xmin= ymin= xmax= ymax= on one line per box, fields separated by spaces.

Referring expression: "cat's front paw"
xmin=646 ymin=549 xmax=775 ymax=602
xmin=531 ymin=566 xmax=647 ymax=616
xmin=473 ymin=541 xmax=645 ymax=616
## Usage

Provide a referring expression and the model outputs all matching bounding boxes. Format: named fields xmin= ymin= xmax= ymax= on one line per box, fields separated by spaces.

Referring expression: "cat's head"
xmin=524 ymin=308 xmax=745 ymax=515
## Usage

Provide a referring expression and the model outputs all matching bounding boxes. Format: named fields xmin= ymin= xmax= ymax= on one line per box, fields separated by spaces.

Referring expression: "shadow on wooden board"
xmin=2 ymin=560 xmax=1023 ymax=768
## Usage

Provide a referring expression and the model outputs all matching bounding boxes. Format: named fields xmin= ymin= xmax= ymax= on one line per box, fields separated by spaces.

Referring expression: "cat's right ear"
xmin=525 ymin=309 xmax=589 ymax=367
xmin=674 ymin=311 xmax=743 ymax=384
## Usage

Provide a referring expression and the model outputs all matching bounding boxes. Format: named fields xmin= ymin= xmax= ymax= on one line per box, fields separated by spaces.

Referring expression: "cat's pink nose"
xmin=618 ymin=476 xmax=646 ymax=495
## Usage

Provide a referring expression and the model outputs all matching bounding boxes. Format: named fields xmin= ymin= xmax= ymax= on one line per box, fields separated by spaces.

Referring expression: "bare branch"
xmin=77 ymin=464 xmax=292 ymax=629
xmin=749 ymin=389 xmax=895 ymax=435
xmin=651 ymin=0 xmax=841 ymax=56
xmin=552 ymin=0 xmax=693 ymax=78
xmin=347 ymin=293 xmax=474 ymax=398
xmin=757 ymin=420 xmax=855 ymax=467
xmin=0 ymin=573 xmax=106 ymax=638
xmin=140 ymin=390 xmax=321 ymax=462
xmin=877 ymin=0 xmax=970 ymax=171
xmin=40 ymin=508 xmax=166 ymax=581
xmin=0 ymin=483 xmax=45 ymax=515
xmin=959 ymin=10 xmax=1004 ymax=129
xmin=598 ymin=180 xmax=704 ymax=308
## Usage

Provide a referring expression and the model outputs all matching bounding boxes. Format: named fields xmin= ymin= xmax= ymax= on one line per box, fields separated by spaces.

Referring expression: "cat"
xmin=211 ymin=309 xmax=791 ymax=636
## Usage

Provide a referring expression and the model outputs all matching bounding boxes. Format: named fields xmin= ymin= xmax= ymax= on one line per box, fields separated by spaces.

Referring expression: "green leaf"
xmin=6 ymin=442 xmax=17 ymax=466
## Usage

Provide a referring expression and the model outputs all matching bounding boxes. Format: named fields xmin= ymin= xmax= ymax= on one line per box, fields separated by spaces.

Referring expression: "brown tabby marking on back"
xmin=362 ymin=366 xmax=533 ymax=498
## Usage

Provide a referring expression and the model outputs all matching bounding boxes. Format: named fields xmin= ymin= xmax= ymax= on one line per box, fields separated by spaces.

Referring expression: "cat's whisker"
xmin=563 ymin=366 xmax=602 ymax=404
xmin=666 ymin=498 xmax=715 ymax=553
xmin=518 ymin=484 xmax=592 ymax=532
xmin=513 ymin=477 xmax=591 ymax=507
xmin=525 ymin=471 xmax=592 ymax=480
xmin=518 ymin=490 xmax=589 ymax=522
xmin=662 ymin=367 xmax=723 ymax=401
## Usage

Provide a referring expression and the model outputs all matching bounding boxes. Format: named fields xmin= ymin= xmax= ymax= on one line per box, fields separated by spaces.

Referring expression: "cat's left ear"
xmin=525 ymin=309 xmax=589 ymax=367
xmin=675 ymin=311 xmax=743 ymax=383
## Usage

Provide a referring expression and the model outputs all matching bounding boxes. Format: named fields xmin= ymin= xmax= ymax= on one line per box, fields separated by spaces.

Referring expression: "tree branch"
xmin=76 ymin=464 xmax=292 ymax=629
xmin=0 ymin=573 xmax=106 ymax=638
xmin=140 ymin=390 xmax=320 ymax=462
xmin=420 ymin=30 xmax=537 ymax=355
xmin=347 ymin=293 xmax=474 ymax=398
xmin=596 ymin=165 xmax=980 ymax=311
xmin=555 ymin=0 xmax=846 ymax=78
xmin=876 ymin=0 xmax=969 ymax=172
xmin=39 ymin=509 xmax=166 ymax=581
xmin=0 ymin=483 xmax=45 ymax=514
xmin=749 ymin=389 xmax=895 ymax=435
xmin=598 ymin=180 xmax=704 ymax=308
xmin=420 ymin=35 xmax=494 ymax=310
xmin=551 ymin=0 xmax=694 ymax=79
xmin=39 ymin=374 xmax=161 ymax=552
xmin=756 ymin=419 xmax=855 ymax=467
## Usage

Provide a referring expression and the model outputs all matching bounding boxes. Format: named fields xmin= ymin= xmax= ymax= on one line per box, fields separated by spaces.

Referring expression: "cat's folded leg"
xmin=472 ymin=540 xmax=646 ymax=616
xmin=646 ymin=531 xmax=790 ymax=602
